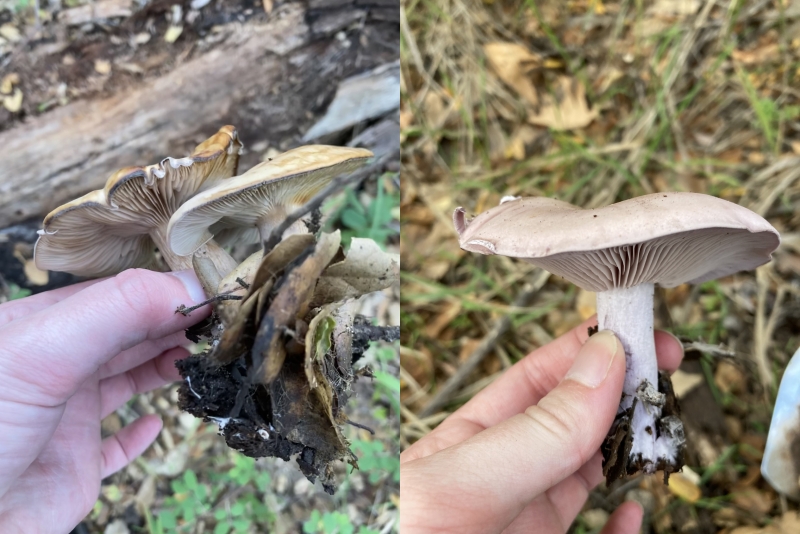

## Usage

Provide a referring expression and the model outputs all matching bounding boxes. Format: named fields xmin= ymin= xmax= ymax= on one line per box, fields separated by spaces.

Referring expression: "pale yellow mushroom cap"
xmin=167 ymin=145 xmax=373 ymax=256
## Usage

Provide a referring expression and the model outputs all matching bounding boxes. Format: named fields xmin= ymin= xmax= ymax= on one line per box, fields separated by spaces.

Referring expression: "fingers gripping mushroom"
xmin=454 ymin=193 xmax=780 ymax=482
xmin=34 ymin=126 xmax=243 ymax=278
xmin=166 ymin=145 xmax=373 ymax=257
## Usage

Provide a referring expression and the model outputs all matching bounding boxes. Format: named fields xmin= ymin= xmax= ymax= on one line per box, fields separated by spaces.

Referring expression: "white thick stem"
xmin=597 ymin=284 xmax=678 ymax=473
xmin=597 ymin=284 xmax=657 ymax=412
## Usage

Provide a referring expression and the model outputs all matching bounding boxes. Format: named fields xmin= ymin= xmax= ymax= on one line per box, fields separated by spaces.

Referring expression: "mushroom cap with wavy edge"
xmin=454 ymin=192 xmax=780 ymax=292
xmin=167 ymin=145 xmax=374 ymax=256
xmin=34 ymin=125 xmax=243 ymax=278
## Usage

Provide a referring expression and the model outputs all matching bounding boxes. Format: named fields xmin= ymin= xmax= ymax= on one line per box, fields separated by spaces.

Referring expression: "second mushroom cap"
xmin=167 ymin=145 xmax=374 ymax=256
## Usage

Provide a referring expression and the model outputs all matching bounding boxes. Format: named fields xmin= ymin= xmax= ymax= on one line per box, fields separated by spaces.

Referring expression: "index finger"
xmin=0 ymin=268 xmax=209 ymax=405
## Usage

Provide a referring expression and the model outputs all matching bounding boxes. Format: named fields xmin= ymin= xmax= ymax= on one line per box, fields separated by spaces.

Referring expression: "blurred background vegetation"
xmin=400 ymin=0 xmax=800 ymax=532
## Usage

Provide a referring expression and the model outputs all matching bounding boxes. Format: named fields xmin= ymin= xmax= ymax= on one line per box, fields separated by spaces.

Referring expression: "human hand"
xmin=400 ymin=318 xmax=684 ymax=533
xmin=0 ymin=269 xmax=209 ymax=533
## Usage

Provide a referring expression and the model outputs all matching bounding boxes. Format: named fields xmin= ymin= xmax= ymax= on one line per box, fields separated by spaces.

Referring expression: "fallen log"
xmin=0 ymin=3 xmax=397 ymax=227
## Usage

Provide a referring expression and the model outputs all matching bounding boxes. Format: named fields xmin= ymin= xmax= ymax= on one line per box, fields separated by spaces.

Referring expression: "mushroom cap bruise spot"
xmin=453 ymin=192 xmax=780 ymax=292
xmin=34 ymin=126 xmax=243 ymax=277
xmin=167 ymin=145 xmax=373 ymax=256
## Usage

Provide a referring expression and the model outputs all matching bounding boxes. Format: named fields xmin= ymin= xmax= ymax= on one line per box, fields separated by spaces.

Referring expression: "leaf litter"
xmin=177 ymin=228 xmax=399 ymax=495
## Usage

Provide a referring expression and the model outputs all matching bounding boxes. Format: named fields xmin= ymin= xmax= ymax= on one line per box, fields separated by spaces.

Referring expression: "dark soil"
xmin=177 ymin=312 xmax=400 ymax=495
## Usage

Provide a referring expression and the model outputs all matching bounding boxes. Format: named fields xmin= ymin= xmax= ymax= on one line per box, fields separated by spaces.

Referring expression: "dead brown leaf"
xmin=715 ymin=361 xmax=746 ymax=394
xmin=576 ymin=288 xmax=596 ymax=320
xmin=253 ymin=232 xmax=341 ymax=384
xmin=528 ymin=77 xmax=599 ymax=130
xmin=311 ymin=237 xmax=399 ymax=307
xmin=732 ymin=43 xmax=780 ymax=65
xmin=0 ymin=73 xmax=18 ymax=95
xmin=94 ymin=59 xmax=112 ymax=75
xmin=59 ymin=0 xmax=132 ymax=26
xmin=24 ymin=260 xmax=49 ymax=286
xmin=667 ymin=472 xmax=702 ymax=502
xmin=483 ymin=42 xmax=541 ymax=107
xmin=424 ymin=300 xmax=462 ymax=338
xmin=401 ymin=345 xmax=433 ymax=386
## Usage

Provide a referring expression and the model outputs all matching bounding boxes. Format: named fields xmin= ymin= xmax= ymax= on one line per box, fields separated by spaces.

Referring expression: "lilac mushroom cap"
xmin=454 ymin=192 xmax=780 ymax=482
xmin=454 ymin=193 xmax=780 ymax=291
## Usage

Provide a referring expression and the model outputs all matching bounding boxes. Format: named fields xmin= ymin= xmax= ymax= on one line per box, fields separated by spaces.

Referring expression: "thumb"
xmin=523 ymin=329 xmax=626 ymax=492
xmin=601 ymin=501 xmax=644 ymax=534
xmin=408 ymin=330 xmax=626 ymax=531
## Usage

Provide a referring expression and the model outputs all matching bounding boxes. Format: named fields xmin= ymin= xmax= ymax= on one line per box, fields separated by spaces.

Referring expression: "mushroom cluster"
xmin=32 ymin=126 xmax=399 ymax=493
xmin=454 ymin=192 xmax=780 ymax=483
xmin=34 ymin=127 xmax=373 ymax=293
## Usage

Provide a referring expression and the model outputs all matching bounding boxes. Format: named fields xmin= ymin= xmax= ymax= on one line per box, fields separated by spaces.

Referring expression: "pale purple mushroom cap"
xmin=454 ymin=192 xmax=780 ymax=292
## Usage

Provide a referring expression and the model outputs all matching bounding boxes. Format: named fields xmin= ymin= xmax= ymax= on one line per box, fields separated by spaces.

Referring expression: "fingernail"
xmin=565 ymin=330 xmax=619 ymax=388
xmin=663 ymin=330 xmax=685 ymax=358
xmin=168 ymin=270 xmax=206 ymax=304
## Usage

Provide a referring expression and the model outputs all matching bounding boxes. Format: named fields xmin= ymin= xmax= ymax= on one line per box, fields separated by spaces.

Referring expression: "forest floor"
xmin=0 ymin=0 xmax=400 ymax=533
xmin=401 ymin=0 xmax=800 ymax=532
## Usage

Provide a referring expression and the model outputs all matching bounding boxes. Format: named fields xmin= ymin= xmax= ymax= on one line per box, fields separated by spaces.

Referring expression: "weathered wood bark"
xmin=0 ymin=2 xmax=398 ymax=228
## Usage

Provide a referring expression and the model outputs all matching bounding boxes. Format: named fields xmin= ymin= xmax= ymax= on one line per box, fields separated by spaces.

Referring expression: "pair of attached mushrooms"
xmin=455 ymin=193 xmax=780 ymax=481
xmin=34 ymin=126 xmax=373 ymax=287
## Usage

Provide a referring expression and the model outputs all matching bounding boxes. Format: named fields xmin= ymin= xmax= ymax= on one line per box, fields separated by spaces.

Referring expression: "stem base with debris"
xmin=596 ymin=284 xmax=686 ymax=484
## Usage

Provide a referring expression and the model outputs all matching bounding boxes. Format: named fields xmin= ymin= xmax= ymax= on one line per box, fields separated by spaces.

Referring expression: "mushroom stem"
xmin=256 ymin=208 xmax=308 ymax=243
xmin=596 ymin=283 xmax=683 ymax=475
xmin=151 ymin=227 xmax=237 ymax=281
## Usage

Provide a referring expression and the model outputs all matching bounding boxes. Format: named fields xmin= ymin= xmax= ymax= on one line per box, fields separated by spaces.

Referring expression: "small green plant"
xmin=336 ymin=175 xmax=399 ymax=247
xmin=146 ymin=457 xmax=273 ymax=534
xmin=351 ymin=438 xmax=400 ymax=484
xmin=366 ymin=344 xmax=400 ymax=417
xmin=7 ymin=283 xmax=31 ymax=301
xmin=303 ymin=510 xmax=380 ymax=534
xmin=218 ymin=454 xmax=272 ymax=493
xmin=152 ymin=470 xmax=213 ymax=532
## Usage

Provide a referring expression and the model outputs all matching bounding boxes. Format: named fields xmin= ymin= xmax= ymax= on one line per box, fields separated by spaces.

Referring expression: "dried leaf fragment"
xmin=0 ymin=24 xmax=21 ymax=42
xmin=312 ymin=237 xmax=400 ymax=307
xmin=253 ymin=231 xmax=341 ymax=384
xmin=1 ymin=73 xmax=19 ymax=95
xmin=528 ymin=77 xmax=598 ymax=130
xmin=483 ymin=42 xmax=541 ymax=106
xmin=3 ymin=88 xmax=23 ymax=113
xmin=732 ymin=43 xmax=780 ymax=65
xmin=164 ymin=25 xmax=183 ymax=43
xmin=666 ymin=472 xmax=702 ymax=502
xmin=94 ymin=59 xmax=112 ymax=75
